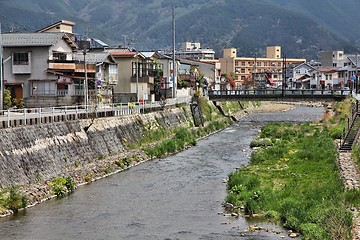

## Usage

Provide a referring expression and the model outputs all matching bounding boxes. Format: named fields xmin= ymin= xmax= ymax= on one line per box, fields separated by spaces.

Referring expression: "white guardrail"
xmin=0 ymin=97 xmax=192 ymax=128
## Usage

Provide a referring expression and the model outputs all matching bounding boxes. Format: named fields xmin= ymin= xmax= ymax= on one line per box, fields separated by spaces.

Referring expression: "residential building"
xmin=219 ymin=46 xmax=306 ymax=89
xmin=318 ymin=50 xmax=360 ymax=90
xmin=320 ymin=50 xmax=348 ymax=68
xmin=287 ymin=63 xmax=315 ymax=89
xmin=108 ymin=50 xmax=164 ymax=103
xmin=315 ymin=68 xmax=342 ymax=90
xmin=176 ymin=42 xmax=215 ymax=60
xmin=2 ymin=32 xmax=83 ymax=107
xmin=1 ymin=20 xmax=105 ymax=108
xmin=74 ymin=52 xmax=118 ymax=105
xmin=154 ymin=51 xmax=180 ymax=99
xmin=178 ymin=58 xmax=221 ymax=92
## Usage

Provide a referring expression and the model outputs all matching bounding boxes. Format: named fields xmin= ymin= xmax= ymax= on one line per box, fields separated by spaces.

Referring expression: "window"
xmin=241 ymin=61 xmax=245 ymax=66
xmin=241 ymin=68 xmax=245 ymax=73
xmin=13 ymin=52 xmax=29 ymax=65
xmin=53 ymin=52 xmax=67 ymax=61
xmin=109 ymin=65 xmax=117 ymax=74
xmin=257 ymin=62 xmax=261 ymax=67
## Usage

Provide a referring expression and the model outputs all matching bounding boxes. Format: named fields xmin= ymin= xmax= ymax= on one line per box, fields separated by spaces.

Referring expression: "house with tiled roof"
xmin=74 ymin=51 xmax=118 ymax=104
xmin=286 ymin=63 xmax=315 ymax=89
xmin=1 ymin=20 xmax=104 ymax=108
xmin=107 ymin=49 xmax=165 ymax=103
xmin=2 ymin=31 xmax=84 ymax=107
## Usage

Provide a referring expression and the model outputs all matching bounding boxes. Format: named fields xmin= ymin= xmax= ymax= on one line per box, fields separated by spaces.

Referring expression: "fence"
xmin=0 ymin=97 xmax=192 ymax=129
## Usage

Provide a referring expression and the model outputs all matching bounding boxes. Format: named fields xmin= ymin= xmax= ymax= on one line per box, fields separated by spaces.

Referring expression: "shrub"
xmin=104 ymin=167 xmax=113 ymax=174
xmin=300 ymin=223 xmax=327 ymax=240
xmin=249 ymin=138 xmax=272 ymax=148
xmin=6 ymin=187 xmax=27 ymax=212
xmin=50 ymin=176 xmax=75 ymax=197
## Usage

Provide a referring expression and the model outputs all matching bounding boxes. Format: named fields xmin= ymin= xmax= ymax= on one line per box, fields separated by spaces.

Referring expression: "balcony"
xmin=48 ymin=62 xmax=76 ymax=70
xmin=131 ymin=76 xmax=154 ymax=84
xmin=75 ymin=63 xmax=96 ymax=73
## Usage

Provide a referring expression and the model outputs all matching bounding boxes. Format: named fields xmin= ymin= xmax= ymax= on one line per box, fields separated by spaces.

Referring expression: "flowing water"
xmin=0 ymin=106 xmax=324 ymax=240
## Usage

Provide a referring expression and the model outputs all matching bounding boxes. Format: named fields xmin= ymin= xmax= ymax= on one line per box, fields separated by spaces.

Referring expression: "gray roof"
xmin=74 ymin=52 xmax=114 ymax=64
xmin=141 ymin=51 xmax=156 ymax=58
xmin=2 ymin=33 xmax=65 ymax=47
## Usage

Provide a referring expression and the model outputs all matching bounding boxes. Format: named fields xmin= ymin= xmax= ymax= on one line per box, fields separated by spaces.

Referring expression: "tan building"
xmin=219 ymin=46 xmax=306 ymax=88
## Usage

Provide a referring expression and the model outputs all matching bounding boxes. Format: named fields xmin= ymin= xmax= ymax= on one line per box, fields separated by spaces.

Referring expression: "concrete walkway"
xmin=338 ymin=151 xmax=360 ymax=239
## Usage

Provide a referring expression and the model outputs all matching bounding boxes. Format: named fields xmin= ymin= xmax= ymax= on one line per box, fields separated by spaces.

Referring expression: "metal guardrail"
xmin=0 ymin=97 xmax=192 ymax=129
xmin=208 ymin=89 xmax=352 ymax=102
xmin=208 ymin=89 xmax=352 ymax=96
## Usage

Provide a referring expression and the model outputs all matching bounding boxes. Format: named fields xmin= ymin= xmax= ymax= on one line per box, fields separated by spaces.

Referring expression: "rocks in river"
xmin=224 ymin=202 xmax=234 ymax=211
xmin=231 ymin=212 xmax=239 ymax=217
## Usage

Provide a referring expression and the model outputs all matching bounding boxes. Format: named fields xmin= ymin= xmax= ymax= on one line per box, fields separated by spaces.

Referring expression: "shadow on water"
xmin=0 ymin=106 xmax=324 ymax=240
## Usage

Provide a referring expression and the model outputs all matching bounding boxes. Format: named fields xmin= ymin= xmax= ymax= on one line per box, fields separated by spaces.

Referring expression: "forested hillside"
xmin=0 ymin=0 xmax=358 ymax=59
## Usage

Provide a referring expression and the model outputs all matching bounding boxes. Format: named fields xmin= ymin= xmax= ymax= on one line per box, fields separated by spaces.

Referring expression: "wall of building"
xmin=113 ymin=58 xmax=133 ymax=94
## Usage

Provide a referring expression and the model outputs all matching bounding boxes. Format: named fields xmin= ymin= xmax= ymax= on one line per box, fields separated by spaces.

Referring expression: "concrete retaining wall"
xmin=0 ymin=107 xmax=190 ymax=188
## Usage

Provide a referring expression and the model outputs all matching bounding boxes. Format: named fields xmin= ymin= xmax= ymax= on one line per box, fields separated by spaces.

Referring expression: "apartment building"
xmin=219 ymin=46 xmax=306 ymax=89
xmin=176 ymin=42 xmax=215 ymax=60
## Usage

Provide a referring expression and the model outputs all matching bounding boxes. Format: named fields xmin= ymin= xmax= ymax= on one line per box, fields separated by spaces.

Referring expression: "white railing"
xmin=0 ymin=96 xmax=192 ymax=128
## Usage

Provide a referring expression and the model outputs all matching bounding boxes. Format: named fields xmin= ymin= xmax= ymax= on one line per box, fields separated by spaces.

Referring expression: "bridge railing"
xmin=208 ymin=89 xmax=352 ymax=96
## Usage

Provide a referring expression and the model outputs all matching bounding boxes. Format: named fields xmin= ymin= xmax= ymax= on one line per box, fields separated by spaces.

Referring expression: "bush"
xmin=6 ymin=187 xmax=27 ymax=212
xmin=249 ymin=138 xmax=273 ymax=148
xmin=50 ymin=176 xmax=75 ymax=197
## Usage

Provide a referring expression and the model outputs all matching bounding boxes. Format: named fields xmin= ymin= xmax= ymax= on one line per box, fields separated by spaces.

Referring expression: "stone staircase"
xmin=340 ymin=113 xmax=360 ymax=151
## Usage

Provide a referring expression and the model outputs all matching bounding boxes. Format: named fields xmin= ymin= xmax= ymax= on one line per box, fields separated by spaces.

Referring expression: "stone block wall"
xmin=0 ymin=107 xmax=191 ymax=188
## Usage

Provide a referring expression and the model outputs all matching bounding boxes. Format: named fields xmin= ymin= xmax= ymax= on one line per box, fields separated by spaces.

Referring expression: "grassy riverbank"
xmin=225 ymin=99 xmax=359 ymax=240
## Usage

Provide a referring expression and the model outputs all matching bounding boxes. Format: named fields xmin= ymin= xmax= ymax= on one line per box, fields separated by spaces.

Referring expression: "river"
xmin=0 ymin=106 xmax=324 ymax=240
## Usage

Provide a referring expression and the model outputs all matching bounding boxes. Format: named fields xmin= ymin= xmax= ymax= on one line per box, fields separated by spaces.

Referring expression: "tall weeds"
xmin=226 ymin=123 xmax=353 ymax=240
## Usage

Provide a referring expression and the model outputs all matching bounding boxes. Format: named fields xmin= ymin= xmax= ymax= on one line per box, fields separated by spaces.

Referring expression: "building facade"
xmin=219 ymin=46 xmax=306 ymax=89
xmin=176 ymin=42 xmax=215 ymax=60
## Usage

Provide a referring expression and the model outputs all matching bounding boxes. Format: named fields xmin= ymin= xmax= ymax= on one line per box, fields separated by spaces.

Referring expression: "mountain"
xmin=0 ymin=0 xmax=358 ymax=60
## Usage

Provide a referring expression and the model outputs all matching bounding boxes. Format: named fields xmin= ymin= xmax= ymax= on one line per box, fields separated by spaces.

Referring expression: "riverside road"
xmin=0 ymin=105 xmax=324 ymax=240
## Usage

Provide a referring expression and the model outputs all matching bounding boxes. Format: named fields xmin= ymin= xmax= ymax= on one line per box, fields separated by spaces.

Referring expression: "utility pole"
xmin=136 ymin=50 xmax=139 ymax=102
xmin=356 ymin=53 xmax=358 ymax=94
xmin=282 ymin=53 xmax=286 ymax=97
xmin=83 ymin=49 xmax=88 ymax=108
xmin=253 ymin=53 xmax=257 ymax=87
xmin=172 ymin=7 xmax=177 ymax=98
xmin=0 ymin=23 xmax=3 ymax=111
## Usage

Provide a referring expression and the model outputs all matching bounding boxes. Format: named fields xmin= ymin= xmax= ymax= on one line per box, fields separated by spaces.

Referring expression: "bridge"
xmin=208 ymin=89 xmax=352 ymax=102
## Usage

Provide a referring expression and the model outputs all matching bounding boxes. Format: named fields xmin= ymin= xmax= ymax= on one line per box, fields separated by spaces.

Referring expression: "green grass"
xmin=226 ymin=123 xmax=354 ymax=240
